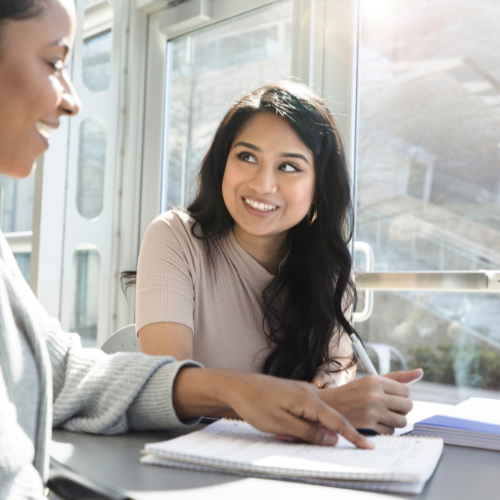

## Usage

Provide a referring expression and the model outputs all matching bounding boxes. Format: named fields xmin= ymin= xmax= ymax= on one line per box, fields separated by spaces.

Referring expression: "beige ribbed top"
xmin=136 ymin=210 xmax=353 ymax=376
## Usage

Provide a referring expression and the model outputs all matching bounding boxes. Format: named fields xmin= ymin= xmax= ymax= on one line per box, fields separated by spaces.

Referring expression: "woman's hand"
xmin=318 ymin=369 xmax=423 ymax=434
xmin=172 ymin=368 xmax=374 ymax=449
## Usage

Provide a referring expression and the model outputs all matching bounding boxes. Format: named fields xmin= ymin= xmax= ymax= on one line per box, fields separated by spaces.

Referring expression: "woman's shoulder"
xmin=153 ymin=209 xmax=195 ymax=230
xmin=148 ymin=209 xmax=194 ymax=233
xmin=143 ymin=209 xmax=203 ymax=253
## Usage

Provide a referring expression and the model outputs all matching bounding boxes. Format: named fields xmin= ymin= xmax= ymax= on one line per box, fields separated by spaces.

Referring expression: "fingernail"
xmin=364 ymin=439 xmax=376 ymax=449
xmin=407 ymin=369 xmax=424 ymax=385
xmin=322 ymin=433 xmax=338 ymax=446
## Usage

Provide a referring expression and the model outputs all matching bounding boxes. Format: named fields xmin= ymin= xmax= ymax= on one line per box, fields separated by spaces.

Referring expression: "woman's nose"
xmin=248 ymin=165 xmax=276 ymax=194
xmin=59 ymin=73 xmax=82 ymax=116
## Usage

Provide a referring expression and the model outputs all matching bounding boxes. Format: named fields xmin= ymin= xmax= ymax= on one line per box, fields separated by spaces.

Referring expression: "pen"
xmin=350 ymin=333 xmax=378 ymax=375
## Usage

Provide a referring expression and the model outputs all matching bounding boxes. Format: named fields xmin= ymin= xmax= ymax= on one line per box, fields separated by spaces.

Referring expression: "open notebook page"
xmin=144 ymin=420 xmax=443 ymax=483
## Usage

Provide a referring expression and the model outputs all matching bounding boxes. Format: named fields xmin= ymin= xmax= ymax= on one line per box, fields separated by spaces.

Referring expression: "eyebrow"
xmin=233 ymin=141 xmax=310 ymax=164
xmin=48 ymin=37 xmax=71 ymax=57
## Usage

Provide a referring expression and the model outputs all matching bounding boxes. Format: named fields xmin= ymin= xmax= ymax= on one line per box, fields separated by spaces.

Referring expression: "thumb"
xmin=383 ymin=368 xmax=423 ymax=385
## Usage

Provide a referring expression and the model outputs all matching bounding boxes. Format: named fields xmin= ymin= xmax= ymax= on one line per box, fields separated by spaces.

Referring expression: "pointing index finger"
xmin=316 ymin=401 xmax=375 ymax=449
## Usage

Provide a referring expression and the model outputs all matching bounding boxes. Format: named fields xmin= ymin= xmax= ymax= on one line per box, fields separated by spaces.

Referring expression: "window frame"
xmin=32 ymin=0 xmax=131 ymax=346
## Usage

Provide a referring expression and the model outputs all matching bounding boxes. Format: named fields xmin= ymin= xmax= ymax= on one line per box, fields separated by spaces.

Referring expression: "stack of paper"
xmin=413 ymin=397 xmax=500 ymax=450
xmin=141 ymin=419 xmax=443 ymax=494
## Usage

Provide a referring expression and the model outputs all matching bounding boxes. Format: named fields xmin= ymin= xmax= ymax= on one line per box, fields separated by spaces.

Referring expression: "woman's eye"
xmin=280 ymin=163 xmax=300 ymax=173
xmin=238 ymin=153 xmax=257 ymax=164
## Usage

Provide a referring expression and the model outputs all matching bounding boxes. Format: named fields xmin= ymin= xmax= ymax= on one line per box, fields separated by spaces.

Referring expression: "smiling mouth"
xmin=35 ymin=121 xmax=56 ymax=140
xmin=243 ymin=197 xmax=278 ymax=212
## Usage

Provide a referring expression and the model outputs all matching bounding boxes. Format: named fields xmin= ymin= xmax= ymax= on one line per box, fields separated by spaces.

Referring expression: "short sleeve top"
xmin=136 ymin=210 xmax=277 ymax=372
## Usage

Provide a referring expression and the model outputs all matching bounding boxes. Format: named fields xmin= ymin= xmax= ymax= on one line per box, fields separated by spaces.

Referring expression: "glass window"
xmin=164 ymin=1 xmax=293 ymax=208
xmin=356 ymin=290 xmax=500 ymax=404
xmin=356 ymin=0 xmax=500 ymax=401
xmin=77 ymin=117 xmax=107 ymax=219
xmin=70 ymin=245 xmax=101 ymax=347
xmin=0 ymin=175 xmax=35 ymax=233
xmin=13 ymin=253 xmax=31 ymax=283
xmin=82 ymin=0 xmax=113 ymax=93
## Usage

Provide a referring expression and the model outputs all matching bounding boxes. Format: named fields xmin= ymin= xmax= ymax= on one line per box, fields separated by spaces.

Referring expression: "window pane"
xmin=357 ymin=0 xmax=500 ymax=273
xmin=165 ymin=1 xmax=292 ymax=208
xmin=13 ymin=252 xmax=31 ymax=283
xmin=0 ymin=175 xmax=35 ymax=233
xmin=82 ymin=0 xmax=113 ymax=93
xmin=355 ymin=290 xmax=500 ymax=403
xmin=356 ymin=0 xmax=500 ymax=401
xmin=70 ymin=246 xmax=101 ymax=347
xmin=77 ymin=117 xmax=106 ymax=219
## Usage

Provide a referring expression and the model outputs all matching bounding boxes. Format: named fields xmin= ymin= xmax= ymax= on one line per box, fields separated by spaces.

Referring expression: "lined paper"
xmin=145 ymin=420 xmax=443 ymax=483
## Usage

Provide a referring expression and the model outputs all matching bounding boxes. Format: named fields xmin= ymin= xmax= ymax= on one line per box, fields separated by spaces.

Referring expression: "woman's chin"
xmin=1 ymin=157 xmax=39 ymax=180
xmin=0 ymin=135 xmax=46 ymax=179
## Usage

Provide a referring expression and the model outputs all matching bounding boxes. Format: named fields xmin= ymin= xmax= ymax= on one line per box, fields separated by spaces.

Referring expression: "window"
xmin=162 ymin=1 xmax=293 ymax=209
xmin=70 ymin=245 xmax=101 ymax=347
xmin=82 ymin=0 xmax=113 ymax=93
xmin=0 ymin=174 xmax=35 ymax=283
xmin=0 ymin=176 xmax=34 ymax=233
xmin=53 ymin=0 xmax=119 ymax=345
xmin=77 ymin=117 xmax=107 ymax=219
xmin=355 ymin=0 xmax=500 ymax=402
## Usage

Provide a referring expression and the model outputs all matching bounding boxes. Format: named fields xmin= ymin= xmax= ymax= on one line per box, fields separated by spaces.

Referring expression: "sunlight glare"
xmin=362 ymin=0 xmax=394 ymax=23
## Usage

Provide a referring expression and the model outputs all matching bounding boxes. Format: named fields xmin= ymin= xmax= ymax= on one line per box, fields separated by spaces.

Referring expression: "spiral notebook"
xmin=141 ymin=420 xmax=443 ymax=494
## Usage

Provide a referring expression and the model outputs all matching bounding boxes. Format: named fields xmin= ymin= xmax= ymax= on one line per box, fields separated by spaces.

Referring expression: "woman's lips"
xmin=242 ymin=197 xmax=279 ymax=217
xmin=34 ymin=121 xmax=57 ymax=148
xmin=242 ymin=196 xmax=278 ymax=212
xmin=35 ymin=121 xmax=56 ymax=139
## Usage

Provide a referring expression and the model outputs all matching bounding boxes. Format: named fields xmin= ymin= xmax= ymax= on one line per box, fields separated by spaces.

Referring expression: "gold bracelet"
xmin=311 ymin=380 xmax=324 ymax=389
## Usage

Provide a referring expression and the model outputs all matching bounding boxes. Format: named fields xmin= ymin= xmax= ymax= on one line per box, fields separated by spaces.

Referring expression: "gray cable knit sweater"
xmin=0 ymin=232 xmax=201 ymax=500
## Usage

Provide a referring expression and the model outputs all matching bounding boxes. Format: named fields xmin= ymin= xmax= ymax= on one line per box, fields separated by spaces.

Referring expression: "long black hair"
xmin=0 ymin=0 xmax=47 ymax=23
xmin=190 ymin=81 xmax=357 ymax=381
xmin=123 ymin=81 xmax=358 ymax=381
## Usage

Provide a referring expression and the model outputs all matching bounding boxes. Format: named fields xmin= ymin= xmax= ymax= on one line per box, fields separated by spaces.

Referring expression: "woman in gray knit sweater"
xmin=0 ymin=1 xmax=374 ymax=498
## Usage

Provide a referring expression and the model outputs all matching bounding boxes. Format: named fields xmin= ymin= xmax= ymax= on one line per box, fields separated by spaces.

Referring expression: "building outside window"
xmin=355 ymin=0 xmax=500 ymax=402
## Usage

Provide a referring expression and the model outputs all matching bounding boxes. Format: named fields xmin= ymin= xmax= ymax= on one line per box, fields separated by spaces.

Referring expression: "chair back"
xmin=100 ymin=324 xmax=140 ymax=354
xmin=365 ymin=342 xmax=408 ymax=375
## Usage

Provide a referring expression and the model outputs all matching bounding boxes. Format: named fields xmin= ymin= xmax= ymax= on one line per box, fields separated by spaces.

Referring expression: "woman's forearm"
xmin=172 ymin=367 xmax=245 ymax=420
xmin=171 ymin=367 xmax=374 ymax=450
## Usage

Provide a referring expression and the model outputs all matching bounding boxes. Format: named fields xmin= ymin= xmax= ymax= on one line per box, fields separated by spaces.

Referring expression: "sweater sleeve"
xmin=135 ymin=212 xmax=197 ymax=334
xmin=44 ymin=321 xmax=202 ymax=434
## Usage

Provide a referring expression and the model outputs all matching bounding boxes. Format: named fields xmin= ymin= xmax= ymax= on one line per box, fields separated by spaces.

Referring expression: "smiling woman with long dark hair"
xmin=191 ymin=82 xmax=356 ymax=383
xmin=134 ymin=82 xmax=422 ymax=430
